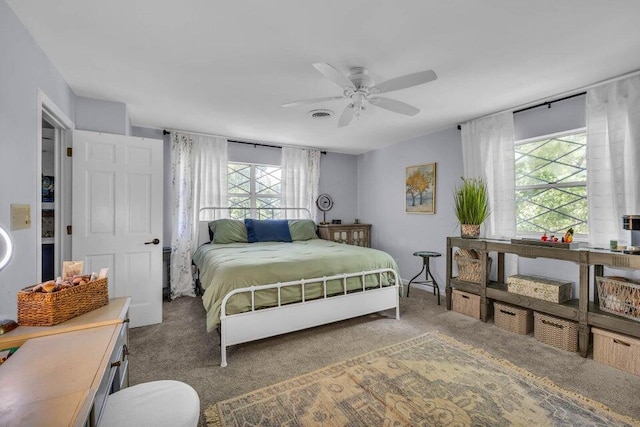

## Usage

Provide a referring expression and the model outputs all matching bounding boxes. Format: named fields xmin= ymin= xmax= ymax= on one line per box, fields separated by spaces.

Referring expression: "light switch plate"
xmin=11 ymin=204 xmax=31 ymax=230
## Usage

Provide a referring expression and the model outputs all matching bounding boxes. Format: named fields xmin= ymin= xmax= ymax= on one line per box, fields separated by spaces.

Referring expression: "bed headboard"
xmin=197 ymin=207 xmax=312 ymax=246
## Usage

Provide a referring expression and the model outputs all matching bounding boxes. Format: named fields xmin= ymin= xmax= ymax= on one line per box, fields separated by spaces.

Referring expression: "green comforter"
xmin=192 ymin=239 xmax=399 ymax=332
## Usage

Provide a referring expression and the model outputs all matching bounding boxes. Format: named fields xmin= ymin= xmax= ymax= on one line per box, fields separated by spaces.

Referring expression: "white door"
xmin=72 ymin=130 xmax=163 ymax=327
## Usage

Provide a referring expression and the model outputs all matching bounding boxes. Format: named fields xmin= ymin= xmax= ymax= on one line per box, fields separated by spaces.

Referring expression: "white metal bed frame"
xmin=197 ymin=207 xmax=401 ymax=367
xmin=219 ymin=269 xmax=400 ymax=367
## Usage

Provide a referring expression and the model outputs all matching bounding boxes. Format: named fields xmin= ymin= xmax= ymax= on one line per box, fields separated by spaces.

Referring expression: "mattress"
xmin=192 ymin=239 xmax=399 ymax=332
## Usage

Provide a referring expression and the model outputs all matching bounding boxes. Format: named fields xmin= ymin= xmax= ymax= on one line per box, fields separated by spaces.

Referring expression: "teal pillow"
xmin=208 ymin=219 xmax=248 ymax=244
xmin=288 ymin=220 xmax=318 ymax=241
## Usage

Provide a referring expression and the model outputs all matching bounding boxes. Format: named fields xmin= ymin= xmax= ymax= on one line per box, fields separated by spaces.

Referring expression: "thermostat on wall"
xmin=11 ymin=204 xmax=31 ymax=230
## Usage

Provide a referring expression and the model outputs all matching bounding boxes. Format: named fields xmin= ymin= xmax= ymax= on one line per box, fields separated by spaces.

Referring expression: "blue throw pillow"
xmin=244 ymin=219 xmax=292 ymax=243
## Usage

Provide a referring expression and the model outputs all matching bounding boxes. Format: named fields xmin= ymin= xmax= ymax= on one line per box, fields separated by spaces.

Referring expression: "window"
xmin=227 ymin=162 xmax=282 ymax=219
xmin=515 ymin=129 xmax=587 ymax=236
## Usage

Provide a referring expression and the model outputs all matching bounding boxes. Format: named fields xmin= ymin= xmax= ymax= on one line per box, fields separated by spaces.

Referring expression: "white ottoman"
xmin=100 ymin=380 xmax=200 ymax=427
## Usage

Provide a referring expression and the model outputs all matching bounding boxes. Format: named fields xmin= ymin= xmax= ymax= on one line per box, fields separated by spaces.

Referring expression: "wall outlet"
xmin=11 ymin=204 xmax=31 ymax=230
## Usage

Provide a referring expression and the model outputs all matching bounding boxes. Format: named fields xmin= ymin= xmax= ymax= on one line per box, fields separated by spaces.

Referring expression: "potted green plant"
xmin=453 ymin=177 xmax=490 ymax=238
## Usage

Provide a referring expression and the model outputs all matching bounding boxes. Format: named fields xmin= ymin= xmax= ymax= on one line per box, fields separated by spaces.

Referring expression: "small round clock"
xmin=316 ymin=194 xmax=334 ymax=224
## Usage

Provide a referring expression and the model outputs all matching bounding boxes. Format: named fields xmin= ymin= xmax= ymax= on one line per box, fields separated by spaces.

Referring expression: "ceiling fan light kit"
xmin=284 ymin=63 xmax=437 ymax=127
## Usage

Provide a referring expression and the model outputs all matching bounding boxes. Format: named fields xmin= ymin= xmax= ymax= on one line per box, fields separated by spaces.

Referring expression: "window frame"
xmin=227 ymin=161 xmax=282 ymax=219
xmin=514 ymin=126 xmax=588 ymax=240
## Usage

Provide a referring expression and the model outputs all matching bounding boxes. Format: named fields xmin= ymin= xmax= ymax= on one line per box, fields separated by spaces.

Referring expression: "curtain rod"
xmin=162 ymin=129 xmax=326 ymax=154
xmin=456 ymin=91 xmax=586 ymax=130
xmin=512 ymin=91 xmax=586 ymax=114
xmin=457 ymin=68 xmax=640 ymax=130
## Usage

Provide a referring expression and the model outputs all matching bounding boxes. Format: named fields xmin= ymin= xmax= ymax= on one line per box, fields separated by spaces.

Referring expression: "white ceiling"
xmin=8 ymin=1 xmax=640 ymax=154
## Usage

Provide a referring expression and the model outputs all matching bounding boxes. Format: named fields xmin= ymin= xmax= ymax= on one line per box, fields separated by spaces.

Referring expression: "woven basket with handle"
xmin=533 ymin=311 xmax=578 ymax=352
xmin=17 ymin=278 xmax=109 ymax=326
xmin=596 ymin=276 xmax=640 ymax=322
xmin=494 ymin=301 xmax=533 ymax=335
xmin=454 ymin=252 xmax=492 ymax=284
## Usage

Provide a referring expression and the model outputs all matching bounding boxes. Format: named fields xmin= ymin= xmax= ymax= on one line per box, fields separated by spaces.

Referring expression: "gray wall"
xmin=0 ymin=0 xmax=76 ymax=318
xmin=75 ymin=96 xmax=130 ymax=135
xmin=318 ymin=152 xmax=357 ymax=224
xmin=357 ymin=127 xmax=463 ymax=286
xmin=514 ymin=94 xmax=586 ymax=141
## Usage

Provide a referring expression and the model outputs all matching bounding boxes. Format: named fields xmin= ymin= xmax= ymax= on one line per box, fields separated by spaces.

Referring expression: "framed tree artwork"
xmin=406 ymin=162 xmax=436 ymax=214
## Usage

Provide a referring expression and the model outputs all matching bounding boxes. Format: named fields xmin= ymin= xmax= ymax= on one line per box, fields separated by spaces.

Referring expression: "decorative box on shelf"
xmin=17 ymin=278 xmax=109 ymax=326
xmin=493 ymin=301 xmax=533 ymax=335
xmin=507 ymin=274 xmax=572 ymax=303
xmin=533 ymin=311 xmax=578 ymax=352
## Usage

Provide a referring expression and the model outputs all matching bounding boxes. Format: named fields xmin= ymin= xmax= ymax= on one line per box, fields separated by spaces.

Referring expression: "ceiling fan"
xmin=282 ymin=63 xmax=437 ymax=127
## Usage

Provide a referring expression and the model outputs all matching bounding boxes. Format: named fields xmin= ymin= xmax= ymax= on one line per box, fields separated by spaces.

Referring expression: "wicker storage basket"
xmin=533 ymin=311 xmax=578 ymax=352
xmin=452 ymin=289 xmax=481 ymax=319
xmin=592 ymin=327 xmax=640 ymax=376
xmin=17 ymin=278 xmax=109 ymax=326
xmin=454 ymin=253 xmax=492 ymax=284
xmin=596 ymin=276 xmax=640 ymax=322
xmin=494 ymin=301 xmax=533 ymax=335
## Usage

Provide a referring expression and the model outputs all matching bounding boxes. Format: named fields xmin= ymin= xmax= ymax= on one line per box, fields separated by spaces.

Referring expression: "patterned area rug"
xmin=205 ymin=332 xmax=639 ymax=427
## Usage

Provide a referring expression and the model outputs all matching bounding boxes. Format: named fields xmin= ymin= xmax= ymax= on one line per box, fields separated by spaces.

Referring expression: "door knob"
xmin=145 ymin=238 xmax=160 ymax=245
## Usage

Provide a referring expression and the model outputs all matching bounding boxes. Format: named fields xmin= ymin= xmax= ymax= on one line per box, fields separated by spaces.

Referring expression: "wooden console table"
xmin=446 ymin=237 xmax=640 ymax=357
xmin=0 ymin=297 xmax=131 ymax=426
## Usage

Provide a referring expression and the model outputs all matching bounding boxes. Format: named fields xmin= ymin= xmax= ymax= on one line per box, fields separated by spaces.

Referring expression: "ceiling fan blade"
xmin=337 ymin=105 xmax=354 ymax=127
xmin=369 ymin=97 xmax=420 ymax=116
xmin=281 ymin=96 xmax=344 ymax=108
xmin=371 ymin=70 xmax=437 ymax=94
xmin=313 ymin=63 xmax=356 ymax=91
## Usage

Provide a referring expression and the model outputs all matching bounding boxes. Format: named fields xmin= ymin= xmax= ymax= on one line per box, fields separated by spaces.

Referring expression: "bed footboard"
xmin=219 ymin=268 xmax=400 ymax=367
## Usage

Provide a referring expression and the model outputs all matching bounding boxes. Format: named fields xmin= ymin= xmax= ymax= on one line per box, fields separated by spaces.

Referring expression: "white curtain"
xmin=461 ymin=112 xmax=516 ymax=240
xmin=170 ymin=132 xmax=228 ymax=298
xmin=587 ymin=75 xmax=640 ymax=247
xmin=281 ymin=147 xmax=321 ymax=219
xmin=461 ymin=112 xmax=517 ymax=277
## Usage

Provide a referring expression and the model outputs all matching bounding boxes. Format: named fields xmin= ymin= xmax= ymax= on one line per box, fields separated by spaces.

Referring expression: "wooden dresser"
xmin=318 ymin=223 xmax=371 ymax=247
xmin=0 ymin=297 xmax=131 ymax=427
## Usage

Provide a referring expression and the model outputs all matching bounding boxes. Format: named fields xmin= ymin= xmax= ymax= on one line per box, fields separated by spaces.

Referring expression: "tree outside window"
xmin=515 ymin=129 xmax=587 ymax=237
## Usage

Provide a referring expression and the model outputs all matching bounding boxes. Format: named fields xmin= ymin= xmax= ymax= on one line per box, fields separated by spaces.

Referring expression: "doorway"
xmin=41 ymin=118 xmax=56 ymax=280
xmin=37 ymin=90 xmax=74 ymax=282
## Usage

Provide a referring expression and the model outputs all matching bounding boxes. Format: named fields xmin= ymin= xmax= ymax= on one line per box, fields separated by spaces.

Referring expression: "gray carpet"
xmin=129 ymin=289 xmax=640 ymax=426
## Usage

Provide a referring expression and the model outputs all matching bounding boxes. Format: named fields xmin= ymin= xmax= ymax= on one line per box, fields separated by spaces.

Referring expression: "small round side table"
xmin=407 ymin=251 xmax=442 ymax=304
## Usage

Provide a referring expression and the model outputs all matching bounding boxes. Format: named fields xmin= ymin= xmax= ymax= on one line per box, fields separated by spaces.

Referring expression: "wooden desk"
xmin=0 ymin=298 xmax=130 ymax=427
xmin=0 ymin=325 xmax=121 ymax=426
